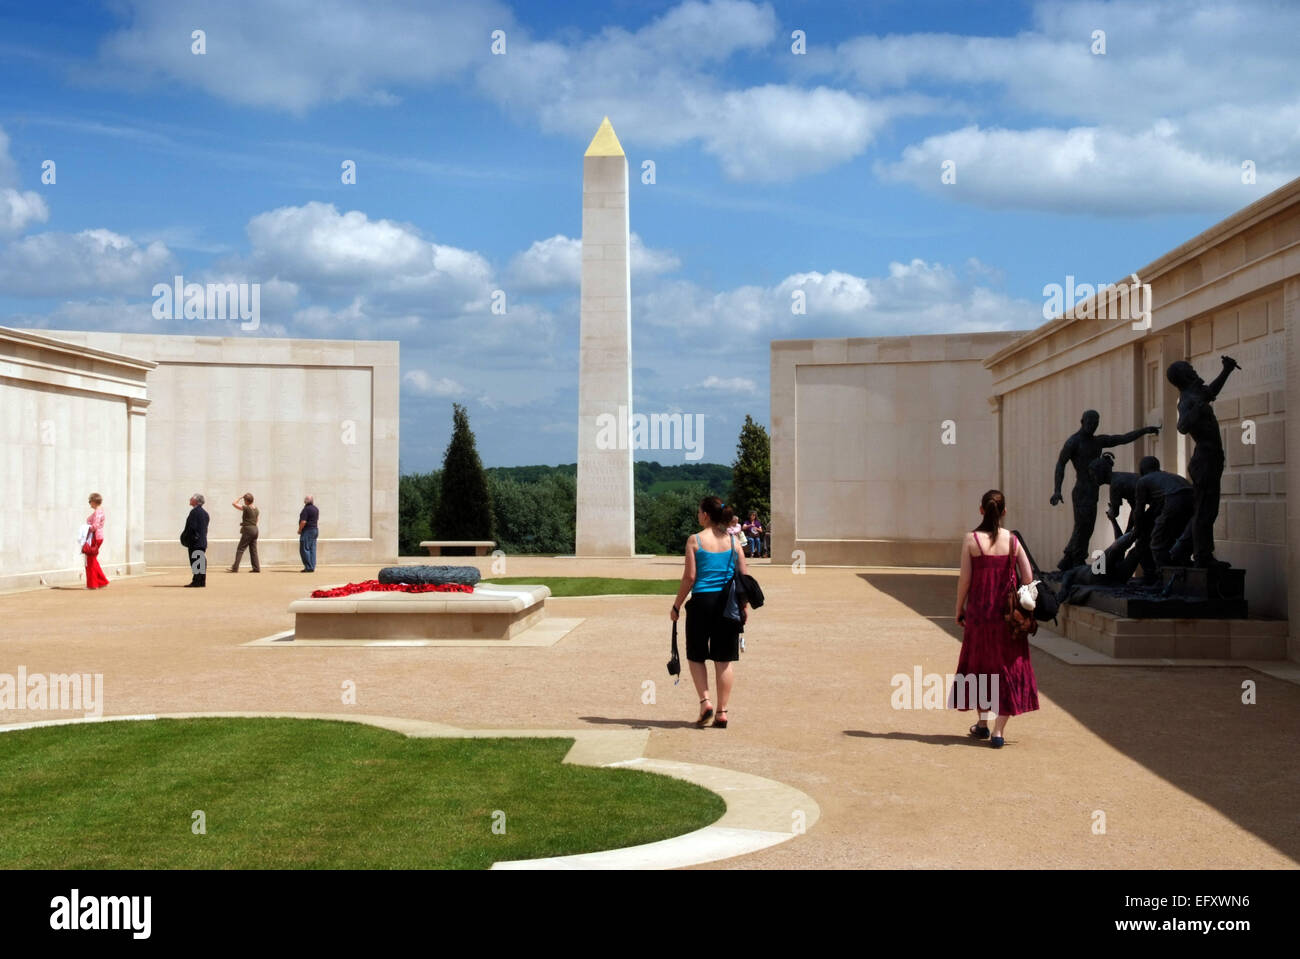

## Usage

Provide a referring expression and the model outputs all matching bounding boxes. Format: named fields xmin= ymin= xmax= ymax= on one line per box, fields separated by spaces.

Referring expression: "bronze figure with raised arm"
xmin=1050 ymin=410 xmax=1160 ymax=570
xmin=1167 ymin=355 xmax=1240 ymax=568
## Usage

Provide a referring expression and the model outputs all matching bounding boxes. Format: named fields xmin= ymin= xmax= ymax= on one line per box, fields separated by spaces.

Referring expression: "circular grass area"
xmin=0 ymin=718 xmax=725 ymax=869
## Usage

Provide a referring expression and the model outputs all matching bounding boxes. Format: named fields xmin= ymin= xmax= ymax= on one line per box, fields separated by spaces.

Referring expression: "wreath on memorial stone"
xmin=310 ymin=581 xmax=475 ymax=598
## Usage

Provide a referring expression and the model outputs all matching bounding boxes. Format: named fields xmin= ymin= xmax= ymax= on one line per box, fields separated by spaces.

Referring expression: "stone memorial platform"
xmin=1056 ymin=603 xmax=1286 ymax=659
xmin=288 ymin=584 xmax=550 ymax=642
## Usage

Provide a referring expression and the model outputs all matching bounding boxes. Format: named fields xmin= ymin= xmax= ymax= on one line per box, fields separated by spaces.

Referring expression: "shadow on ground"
xmin=859 ymin=570 xmax=1300 ymax=864
xmin=579 ymin=716 xmax=700 ymax=730
xmin=844 ymin=730 xmax=996 ymax=748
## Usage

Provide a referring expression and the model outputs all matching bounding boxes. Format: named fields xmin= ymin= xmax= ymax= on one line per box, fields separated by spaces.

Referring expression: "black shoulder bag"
xmin=722 ymin=534 xmax=744 ymax=623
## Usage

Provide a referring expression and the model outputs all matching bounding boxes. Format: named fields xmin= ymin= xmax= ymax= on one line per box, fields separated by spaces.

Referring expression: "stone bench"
xmin=290 ymin=584 xmax=550 ymax=641
xmin=420 ymin=540 xmax=496 ymax=557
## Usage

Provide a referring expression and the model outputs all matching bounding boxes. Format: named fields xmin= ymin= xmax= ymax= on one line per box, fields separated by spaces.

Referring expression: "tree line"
xmin=399 ymin=405 xmax=770 ymax=556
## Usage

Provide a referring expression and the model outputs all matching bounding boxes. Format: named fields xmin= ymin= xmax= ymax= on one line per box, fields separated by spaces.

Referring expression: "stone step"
xmin=1057 ymin=604 xmax=1287 ymax=659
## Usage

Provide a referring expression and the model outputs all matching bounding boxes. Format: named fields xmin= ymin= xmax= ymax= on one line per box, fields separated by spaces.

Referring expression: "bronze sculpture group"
xmin=1052 ymin=355 xmax=1239 ymax=589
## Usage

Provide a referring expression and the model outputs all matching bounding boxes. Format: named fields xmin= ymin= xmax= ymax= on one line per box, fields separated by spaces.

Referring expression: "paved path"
xmin=3 ymin=557 xmax=1297 ymax=868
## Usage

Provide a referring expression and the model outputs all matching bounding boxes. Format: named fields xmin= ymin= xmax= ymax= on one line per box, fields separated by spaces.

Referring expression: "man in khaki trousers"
xmin=228 ymin=492 xmax=261 ymax=572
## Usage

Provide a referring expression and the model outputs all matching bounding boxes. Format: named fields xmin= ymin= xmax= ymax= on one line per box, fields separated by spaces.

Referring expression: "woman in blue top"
xmin=671 ymin=496 xmax=749 ymax=728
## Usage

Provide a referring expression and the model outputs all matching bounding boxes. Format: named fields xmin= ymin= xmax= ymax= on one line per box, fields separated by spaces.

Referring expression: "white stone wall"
xmin=27 ymin=331 xmax=399 ymax=569
xmin=0 ymin=329 xmax=152 ymax=590
xmin=772 ymin=333 xmax=1020 ymax=567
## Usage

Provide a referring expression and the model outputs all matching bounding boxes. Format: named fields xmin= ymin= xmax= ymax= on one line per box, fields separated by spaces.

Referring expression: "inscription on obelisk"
xmin=576 ymin=117 xmax=635 ymax=556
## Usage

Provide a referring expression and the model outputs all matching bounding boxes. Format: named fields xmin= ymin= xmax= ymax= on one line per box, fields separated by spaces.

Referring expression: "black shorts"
xmin=685 ymin=590 xmax=740 ymax=663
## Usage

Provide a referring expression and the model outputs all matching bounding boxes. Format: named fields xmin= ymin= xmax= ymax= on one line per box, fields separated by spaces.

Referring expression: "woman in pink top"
xmin=84 ymin=493 xmax=109 ymax=589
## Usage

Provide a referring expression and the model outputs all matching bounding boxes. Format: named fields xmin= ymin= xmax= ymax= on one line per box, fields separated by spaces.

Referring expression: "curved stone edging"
xmin=0 ymin=711 xmax=819 ymax=870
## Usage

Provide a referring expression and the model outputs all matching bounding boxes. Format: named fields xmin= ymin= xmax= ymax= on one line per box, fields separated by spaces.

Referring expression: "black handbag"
xmin=667 ymin=621 xmax=681 ymax=680
xmin=721 ymin=535 xmax=744 ymax=623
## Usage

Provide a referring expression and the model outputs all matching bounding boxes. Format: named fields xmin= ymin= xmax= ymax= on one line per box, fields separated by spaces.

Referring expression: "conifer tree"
xmin=434 ymin=403 xmax=494 ymax=540
xmin=731 ymin=415 xmax=770 ymax=520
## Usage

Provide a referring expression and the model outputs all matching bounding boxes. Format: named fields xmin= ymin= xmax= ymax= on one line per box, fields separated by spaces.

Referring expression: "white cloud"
xmin=0 ymin=189 xmax=49 ymax=238
xmin=638 ymin=258 xmax=1039 ymax=341
xmin=476 ymin=2 xmax=893 ymax=181
xmin=0 ymin=126 xmax=17 ymax=187
xmin=242 ymin=201 xmax=494 ymax=312
xmin=824 ymin=0 xmax=1300 ymax=212
xmin=701 ymin=85 xmax=887 ymax=181
xmin=95 ymin=0 xmax=512 ymax=112
xmin=701 ymin=375 xmax=757 ymax=394
xmin=0 ymin=229 xmax=175 ymax=296
xmin=0 ymin=125 xmax=50 ymax=237
xmin=507 ymin=233 xmax=680 ymax=292
xmin=403 ymin=370 xmax=465 ymax=397
xmin=875 ymin=123 xmax=1290 ymax=214
xmin=93 ymin=1 xmax=892 ymax=181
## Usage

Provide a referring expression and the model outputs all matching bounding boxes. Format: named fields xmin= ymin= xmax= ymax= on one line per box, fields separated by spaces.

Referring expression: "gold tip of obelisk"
xmin=584 ymin=116 xmax=624 ymax=157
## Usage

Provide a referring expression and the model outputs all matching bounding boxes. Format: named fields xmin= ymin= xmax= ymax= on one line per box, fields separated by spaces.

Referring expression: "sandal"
xmin=695 ymin=698 xmax=714 ymax=727
xmin=713 ymin=709 xmax=728 ymax=729
xmin=968 ymin=723 xmax=990 ymax=740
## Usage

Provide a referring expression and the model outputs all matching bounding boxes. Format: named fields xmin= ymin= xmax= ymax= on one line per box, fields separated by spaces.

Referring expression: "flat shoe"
xmin=969 ymin=723 xmax=990 ymax=740
xmin=990 ymin=736 xmax=1005 ymax=748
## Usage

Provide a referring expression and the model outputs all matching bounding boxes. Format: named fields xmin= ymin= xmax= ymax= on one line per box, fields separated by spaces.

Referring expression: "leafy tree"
xmin=731 ymin=415 xmax=770 ymax=522
xmin=491 ymin=472 xmax=576 ymax=554
xmin=434 ymin=404 xmax=494 ymax=540
xmin=398 ymin=471 xmax=439 ymax=555
xmin=635 ymin=483 xmax=712 ymax=555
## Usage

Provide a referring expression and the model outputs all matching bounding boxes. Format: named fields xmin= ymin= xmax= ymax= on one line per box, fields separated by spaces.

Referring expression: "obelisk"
xmin=576 ymin=117 xmax=635 ymax=556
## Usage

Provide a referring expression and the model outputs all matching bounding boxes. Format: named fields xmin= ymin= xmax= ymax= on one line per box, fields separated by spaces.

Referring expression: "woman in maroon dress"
xmin=951 ymin=490 xmax=1037 ymax=747
xmin=83 ymin=493 xmax=110 ymax=589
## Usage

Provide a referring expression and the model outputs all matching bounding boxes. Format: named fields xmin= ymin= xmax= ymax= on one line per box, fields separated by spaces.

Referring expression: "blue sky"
xmin=1 ymin=0 xmax=1296 ymax=470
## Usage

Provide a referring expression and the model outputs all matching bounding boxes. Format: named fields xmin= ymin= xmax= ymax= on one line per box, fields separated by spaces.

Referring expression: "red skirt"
xmin=84 ymin=541 xmax=109 ymax=589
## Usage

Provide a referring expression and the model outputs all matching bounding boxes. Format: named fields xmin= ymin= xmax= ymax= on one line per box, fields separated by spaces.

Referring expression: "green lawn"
xmin=481 ymin=576 xmax=679 ymax=596
xmin=0 ymin=718 xmax=724 ymax=869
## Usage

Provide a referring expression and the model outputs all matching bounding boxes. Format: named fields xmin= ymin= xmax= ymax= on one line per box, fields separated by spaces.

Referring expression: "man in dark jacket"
xmin=180 ymin=493 xmax=210 ymax=587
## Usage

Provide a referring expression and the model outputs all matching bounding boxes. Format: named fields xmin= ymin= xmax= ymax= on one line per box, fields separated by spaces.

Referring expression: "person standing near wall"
xmin=181 ymin=494 xmax=209 ymax=587
xmin=83 ymin=493 xmax=109 ymax=589
xmin=951 ymin=489 xmax=1038 ymax=748
xmin=298 ymin=495 xmax=319 ymax=572
xmin=228 ymin=493 xmax=260 ymax=572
